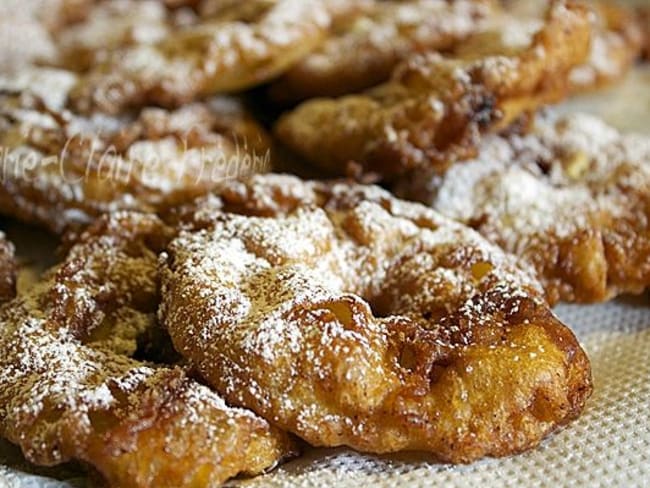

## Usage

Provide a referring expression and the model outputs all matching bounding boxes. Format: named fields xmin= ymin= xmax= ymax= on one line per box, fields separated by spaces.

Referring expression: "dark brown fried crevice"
xmin=0 ymin=231 xmax=16 ymax=303
xmin=639 ymin=6 xmax=650 ymax=61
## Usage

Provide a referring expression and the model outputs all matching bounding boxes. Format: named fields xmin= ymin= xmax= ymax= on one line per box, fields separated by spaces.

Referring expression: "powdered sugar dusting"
xmin=159 ymin=175 xmax=579 ymax=458
xmin=0 ymin=211 xmax=290 ymax=483
xmin=0 ymin=67 xmax=271 ymax=234
xmin=396 ymin=112 xmax=650 ymax=303
xmin=72 ymin=0 xmax=330 ymax=113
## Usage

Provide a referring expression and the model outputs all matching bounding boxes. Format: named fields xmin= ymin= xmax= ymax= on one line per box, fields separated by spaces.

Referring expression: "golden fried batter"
xmin=274 ymin=0 xmax=591 ymax=181
xmin=160 ymin=174 xmax=592 ymax=463
xmin=0 ymin=68 xmax=272 ymax=234
xmin=70 ymin=0 xmax=331 ymax=114
xmin=41 ymin=0 xmax=97 ymax=32
xmin=269 ymin=0 xmax=493 ymax=102
xmin=0 ymin=232 xmax=16 ymax=303
xmin=394 ymin=113 xmax=650 ymax=304
xmin=570 ymin=2 xmax=642 ymax=91
xmin=0 ymin=211 xmax=294 ymax=487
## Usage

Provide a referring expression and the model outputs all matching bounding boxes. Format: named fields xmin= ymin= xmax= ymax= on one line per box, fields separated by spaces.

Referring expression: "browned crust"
xmin=69 ymin=0 xmax=331 ymax=114
xmin=269 ymin=0 xmax=494 ymax=102
xmin=394 ymin=113 xmax=650 ymax=304
xmin=274 ymin=0 xmax=591 ymax=181
xmin=639 ymin=6 xmax=650 ymax=61
xmin=568 ymin=1 xmax=643 ymax=92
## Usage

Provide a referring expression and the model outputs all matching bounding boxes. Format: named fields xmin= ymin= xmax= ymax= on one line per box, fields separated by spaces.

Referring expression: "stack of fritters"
xmin=0 ymin=1 xmax=647 ymax=486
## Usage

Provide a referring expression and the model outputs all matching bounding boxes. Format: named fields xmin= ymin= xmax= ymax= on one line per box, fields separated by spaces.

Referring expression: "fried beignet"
xmin=159 ymin=174 xmax=592 ymax=463
xmin=0 ymin=211 xmax=294 ymax=487
xmin=394 ymin=113 xmax=650 ymax=304
xmin=570 ymin=2 xmax=642 ymax=91
xmin=54 ymin=0 xmax=183 ymax=72
xmin=269 ymin=0 xmax=493 ymax=102
xmin=70 ymin=0 xmax=331 ymax=114
xmin=0 ymin=68 xmax=272 ymax=234
xmin=274 ymin=0 xmax=591 ymax=181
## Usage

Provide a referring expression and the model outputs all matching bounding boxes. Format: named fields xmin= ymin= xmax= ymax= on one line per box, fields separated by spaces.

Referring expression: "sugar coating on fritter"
xmin=160 ymin=174 xmax=592 ymax=463
xmin=270 ymin=0 xmax=493 ymax=102
xmin=274 ymin=0 xmax=591 ymax=181
xmin=639 ymin=6 xmax=650 ymax=61
xmin=498 ymin=0 xmax=642 ymax=92
xmin=0 ymin=0 xmax=108 ymax=70
xmin=0 ymin=212 xmax=294 ymax=487
xmin=0 ymin=67 xmax=272 ymax=234
xmin=70 ymin=0 xmax=331 ymax=114
xmin=395 ymin=113 xmax=650 ymax=304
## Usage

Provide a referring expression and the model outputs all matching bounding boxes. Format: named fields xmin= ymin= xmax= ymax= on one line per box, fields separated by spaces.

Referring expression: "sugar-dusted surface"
xmin=54 ymin=0 xmax=178 ymax=72
xmin=0 ymin=67 xmax=271 ymax=234
xmin=228 ymin=295 xmax=650 ymax=488
xmin=395 ymin=113 xmax=650 ymax=304
xmin=3 ymin=296 xmax=648 ymax=488
xmin=161 ymin=174 xmax=591 ymax=463
xmin=0 ymin=212 xmax=293 ymax=488
xmin=270 ymin=0 xmax=492 ymax=101
xmin=71 ymin=0 xmax=331 ymax=114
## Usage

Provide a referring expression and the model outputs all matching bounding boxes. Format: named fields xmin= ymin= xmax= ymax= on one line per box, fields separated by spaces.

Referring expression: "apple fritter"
xmin=0 ymin=211 xmax=294 ymax=487
xmin=70 ymin=0 xmax=331 ymax=114
xmin=274 ymin=0 xmax=591 ymax=181
xmin=0 ymin=232 xmax=16 ymax=303
xmin=394 ymin=113 xmax=650 ymax=304
xmin=159 ymin=174 xmax=592 ymax=463
xmin=0 ymin=67 xmax=272 ymax=234
xmin=269 ymin=0 xmax=494 ymax=102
